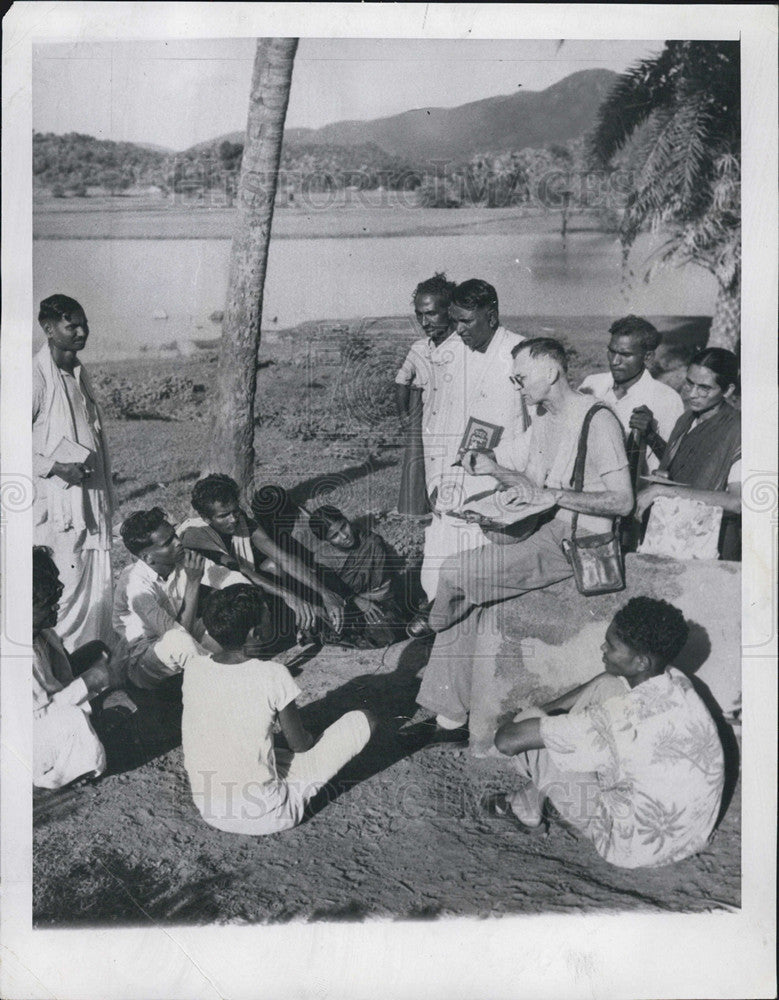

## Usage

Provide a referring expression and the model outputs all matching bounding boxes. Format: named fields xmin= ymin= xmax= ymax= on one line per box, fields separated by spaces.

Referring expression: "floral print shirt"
xmin=540 ymin=668 xmax=725 ymax=868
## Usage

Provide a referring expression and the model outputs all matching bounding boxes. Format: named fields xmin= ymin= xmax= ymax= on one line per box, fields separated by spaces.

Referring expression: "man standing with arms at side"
xmin=395 ymin=273 xmax=461 ymax=517
xmin=579 ymin=315 xmax=683 ymax=474
xmin=33 ymin=295 xmax=115 ymax=649
xmin=418 ymin=278 xmax=529 ymax=603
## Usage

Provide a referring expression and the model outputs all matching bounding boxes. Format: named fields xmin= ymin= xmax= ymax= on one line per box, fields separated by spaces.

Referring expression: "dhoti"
xmin=42 ymin=525 xmax=113 ymax=652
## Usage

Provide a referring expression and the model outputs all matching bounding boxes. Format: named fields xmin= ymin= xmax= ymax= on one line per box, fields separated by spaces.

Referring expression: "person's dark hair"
xmin=191 ymin=474 xmax=240 ymax=517
xmin=689 ymin=347 xmax=740 ymax=395
xmin=38 ymin=294 xmax=84 ymax=326
xmin=203 ymin=584 xmax=269 ymax=648
xmin=251 ymin=483 xmax=298 ymax=534
xmin=608 ymin=315 xmax=660 ymax=353
xmin=451 ymin=278 xmax=499 ymax=313
xmin=120 ymin=507 xmax=169 ymax=556
xmin=308 ymin=504 xmax=347 ymax=541
xmin=611 ymin=597 xmax=689 ymax=667
xmin=512 ymin=337 xmax=569 ymax=373
xmin=33 ymin=545 xmax=62 ymax=602
xmin=412 ymin=272 xmax=456 ymax=306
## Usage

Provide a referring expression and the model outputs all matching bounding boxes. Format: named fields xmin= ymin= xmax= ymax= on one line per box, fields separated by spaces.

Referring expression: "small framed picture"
xmin=452 ymin=417 xmax=504 ymax=465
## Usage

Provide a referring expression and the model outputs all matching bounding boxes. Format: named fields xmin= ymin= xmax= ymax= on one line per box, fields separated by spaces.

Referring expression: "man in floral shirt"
xmin=488 ymin=597 xmax=725 ymax=869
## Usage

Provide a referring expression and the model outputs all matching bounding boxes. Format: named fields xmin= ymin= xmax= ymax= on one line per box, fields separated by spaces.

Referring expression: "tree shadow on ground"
xmin=686 ymin=673 xmax=741 ymax=829
xmin=286 ymin=456 xmax=397 ymax=508
xmin=297 ymin=637 xmax=435 ymax=820
xmin=675 ymin=619 xmax=741 ymax=827
xmin=122 ymin=469 xmax=201 ymax=503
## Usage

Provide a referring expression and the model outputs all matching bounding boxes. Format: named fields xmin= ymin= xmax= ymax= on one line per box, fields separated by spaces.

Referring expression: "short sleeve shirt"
xmin=579 ymin=369 xmax=684 ymax=471
xmin=182 ymin=654 xmax=301 ymax=818
xmin=539 ymin=668 xmax=724 ymax=868
xmin=496 ymin=397 xmax=628 ymax=535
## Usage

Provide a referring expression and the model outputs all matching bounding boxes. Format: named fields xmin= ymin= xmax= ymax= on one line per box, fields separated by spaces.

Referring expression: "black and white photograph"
xmin=1 ymin=4 xmax=776 ymax=999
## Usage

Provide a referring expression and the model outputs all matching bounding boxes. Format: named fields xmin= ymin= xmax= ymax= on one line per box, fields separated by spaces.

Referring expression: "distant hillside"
xmin=33 ymin=69 xmax=619 ymax=202
xmin=33 ymin=132 xmax=168 ymax=193
xmin=281 ymin=69 xmax=618 ymax=161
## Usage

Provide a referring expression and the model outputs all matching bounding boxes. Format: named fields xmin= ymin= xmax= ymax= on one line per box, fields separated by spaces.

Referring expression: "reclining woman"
xmin=307 ymin=505 xmax=404 ymax=648
xmin=635 ymin=348 xmax=741 ymax=560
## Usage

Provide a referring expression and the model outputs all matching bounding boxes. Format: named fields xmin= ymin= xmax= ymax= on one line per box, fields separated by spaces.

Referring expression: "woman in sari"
xmin=635 ymin=348 xmax=741 ymax=559
xmin=307 ymin=505 xmax=404 ymax=648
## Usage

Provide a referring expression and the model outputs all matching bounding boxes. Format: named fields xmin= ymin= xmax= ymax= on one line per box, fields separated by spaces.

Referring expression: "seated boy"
xmin=487 ymin=597 xmax=725 ymax=869
xmin=33 ymin=546 xmax=122 ymax=788
xmin=307 ymin=505 xmax=404 ymax=647
xmin=155 ymin=584 xmax=376 ymax=835
xmin=113 ymin=507 xmax=216 ymax=691
xmin=179 ymin=474 xmax=344 ymax=641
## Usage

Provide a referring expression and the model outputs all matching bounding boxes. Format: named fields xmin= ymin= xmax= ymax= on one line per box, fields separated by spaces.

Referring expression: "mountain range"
xmin=193 ymin=68 xmax=617 ymax=163
xmin=34 ymin=69 xmax=619 ymax=193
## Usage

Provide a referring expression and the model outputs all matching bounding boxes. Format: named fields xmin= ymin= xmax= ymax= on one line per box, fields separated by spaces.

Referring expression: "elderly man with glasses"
xmin=411 ymin=338 xmax=634 ymax=740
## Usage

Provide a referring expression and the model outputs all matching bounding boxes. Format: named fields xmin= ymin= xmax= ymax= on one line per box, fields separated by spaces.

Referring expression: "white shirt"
xmin=32 ymin=629 xmax=106 ymax=788
xmin=395 ymin=334 xmax=466 ymax=429
xmin=179 ymin=646 xmax=302 ymax=834
xmin=424 ymin=326 xmax=528 ymax=511
xmin=579 ymin=368 xmax=683 ymax=472
xmin=112 ymin=559 xmax=207 ymax=682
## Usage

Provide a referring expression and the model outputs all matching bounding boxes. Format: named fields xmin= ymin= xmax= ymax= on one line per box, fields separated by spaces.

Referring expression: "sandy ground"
xmin=32 ymin=316 xmax=739 ymax=925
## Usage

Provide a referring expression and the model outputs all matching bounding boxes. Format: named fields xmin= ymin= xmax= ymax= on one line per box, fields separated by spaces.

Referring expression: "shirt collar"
xmin=612 ymin=367 xmax=652 ymax=396
xmin=132 ymin=557 xmax=179 ymax=587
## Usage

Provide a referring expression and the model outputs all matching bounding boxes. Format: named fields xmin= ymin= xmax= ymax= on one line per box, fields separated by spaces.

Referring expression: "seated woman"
xmin=179 ymin=475 xmax=347 ymax=644
xmin=307 ymin=505 xmax=403 ymax=648
xmin=635 ymin=348 xmax=741 ymax=560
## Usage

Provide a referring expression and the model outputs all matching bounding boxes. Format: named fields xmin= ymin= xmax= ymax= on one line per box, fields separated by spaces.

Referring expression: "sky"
xmin=33 ymin=38 xmax=662 ymax=151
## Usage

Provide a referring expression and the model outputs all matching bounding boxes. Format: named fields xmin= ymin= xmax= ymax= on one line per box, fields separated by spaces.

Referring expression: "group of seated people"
xmin=33 ymin=484 xmax=728 ymax=869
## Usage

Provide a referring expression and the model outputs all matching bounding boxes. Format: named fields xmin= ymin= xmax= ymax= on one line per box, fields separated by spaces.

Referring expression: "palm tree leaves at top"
xmin=590 ymin=41 xmax=741 ymax=349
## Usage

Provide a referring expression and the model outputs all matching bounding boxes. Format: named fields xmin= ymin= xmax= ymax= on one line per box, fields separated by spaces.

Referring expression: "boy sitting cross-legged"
xmin=486 ymin=597 xmax=725 ymax=869
xmin=154 ymin=584 xmax=376 ymax=835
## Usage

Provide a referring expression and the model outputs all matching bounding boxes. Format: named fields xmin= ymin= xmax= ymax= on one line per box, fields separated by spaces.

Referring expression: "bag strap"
xmin=568 ymin=403 xmax=623 ymax=540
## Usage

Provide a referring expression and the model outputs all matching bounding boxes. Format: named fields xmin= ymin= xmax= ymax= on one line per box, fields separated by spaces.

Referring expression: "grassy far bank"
xmin=33 ymin=191 xmax=607 ymax=241
xmin=33 ymin=312 xmax=739 ymax=926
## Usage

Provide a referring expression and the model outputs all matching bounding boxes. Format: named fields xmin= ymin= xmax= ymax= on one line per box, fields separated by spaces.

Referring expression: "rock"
xmin=152 ymin=309 xmax=168 ymax=320
xmin=465 ymin=554 xmax=741 ymax=754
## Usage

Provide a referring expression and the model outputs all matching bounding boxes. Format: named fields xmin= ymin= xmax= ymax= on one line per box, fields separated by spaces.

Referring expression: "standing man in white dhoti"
xmin=418 ymin=279 xmax=530 ymax=602
xmin=33 ymin=295 xmax=114 ymax=650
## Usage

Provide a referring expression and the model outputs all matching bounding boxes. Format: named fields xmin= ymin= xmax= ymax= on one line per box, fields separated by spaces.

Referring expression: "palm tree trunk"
xmin=205 ymin=38 xmax=298 ymax=495
xmin=708 ymin=279 xmax=740 ymax=352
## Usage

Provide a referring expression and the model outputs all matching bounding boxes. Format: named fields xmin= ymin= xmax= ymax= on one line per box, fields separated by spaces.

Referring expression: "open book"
xmin=447 ymin=487 xmax=556 ymax=527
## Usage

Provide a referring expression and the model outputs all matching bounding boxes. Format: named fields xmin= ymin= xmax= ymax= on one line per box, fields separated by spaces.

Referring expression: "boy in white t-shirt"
xmin=155 ymin=584 xmax=375 ymax=835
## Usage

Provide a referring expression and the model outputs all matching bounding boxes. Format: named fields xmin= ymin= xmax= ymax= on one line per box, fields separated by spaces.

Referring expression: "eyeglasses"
xmin=509 ymin=374 xmax=527 ymax=387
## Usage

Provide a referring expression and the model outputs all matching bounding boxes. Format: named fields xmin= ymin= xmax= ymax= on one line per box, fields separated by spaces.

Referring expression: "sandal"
xmin=480 ymin=792 xmax=549 ymax=836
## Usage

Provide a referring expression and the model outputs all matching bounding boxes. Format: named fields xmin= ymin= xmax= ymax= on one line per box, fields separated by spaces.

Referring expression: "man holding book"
xmin=33 ymin=295 xmax=114 ymax=649
xmin=413 ymin=338 xmax=633 ymax=736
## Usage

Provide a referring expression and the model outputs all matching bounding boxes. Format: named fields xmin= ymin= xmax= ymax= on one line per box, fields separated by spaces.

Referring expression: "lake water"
xmin=33 ymin=232 xmax=718 ymax=360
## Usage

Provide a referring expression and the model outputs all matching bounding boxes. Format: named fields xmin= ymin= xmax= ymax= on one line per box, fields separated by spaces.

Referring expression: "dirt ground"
xmin=32 ymin=315 xmax=740 ymax=925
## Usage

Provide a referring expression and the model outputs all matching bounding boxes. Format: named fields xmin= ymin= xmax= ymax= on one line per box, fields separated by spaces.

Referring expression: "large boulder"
xmin=466 ymin=554 xmax=740 ymax=755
